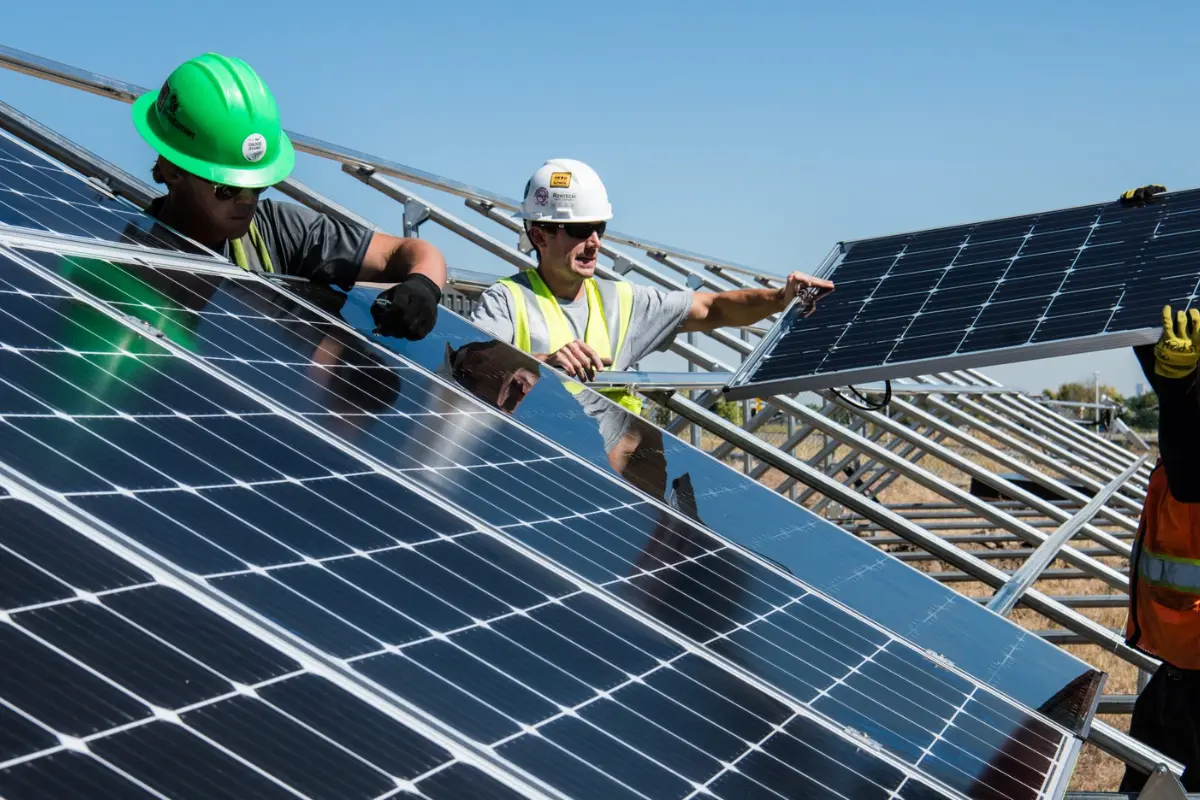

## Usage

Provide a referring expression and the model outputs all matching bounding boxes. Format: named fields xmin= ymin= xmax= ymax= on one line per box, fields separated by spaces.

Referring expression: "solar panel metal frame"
xmin=0 ymin=230 xmax=1090 ymax=800
xmin=722 ymin=195 xmax=1198 ymax=400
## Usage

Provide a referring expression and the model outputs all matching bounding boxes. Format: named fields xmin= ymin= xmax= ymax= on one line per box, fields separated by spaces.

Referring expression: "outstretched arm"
xmin=1145 ymin=306 xmax=1200 ymax=502
xmin=681 ymin=271 xmax=834 ymax=333
xmin=357 ymin=232 xmax=447 ymax=288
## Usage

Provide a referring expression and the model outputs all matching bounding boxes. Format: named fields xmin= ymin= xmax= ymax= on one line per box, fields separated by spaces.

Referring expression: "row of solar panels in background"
xmin=728 ymin=190 xmax=1200 ymax=396
xmin=0 ymin=123 xmax=1093 ymax=799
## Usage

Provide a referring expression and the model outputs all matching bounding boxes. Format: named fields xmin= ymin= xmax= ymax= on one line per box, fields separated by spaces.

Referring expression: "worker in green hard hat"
xmin=131 ymin=53 xmax=446 ymax=341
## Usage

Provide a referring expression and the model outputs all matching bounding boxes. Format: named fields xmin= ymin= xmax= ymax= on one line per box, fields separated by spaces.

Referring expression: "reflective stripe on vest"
xmin=497 ymin=269 xmax=642 ymax=415
xmin=1125 ymin=462 xmax=1200 ymax=670
xmin=228 ymin=220 xmax=275 ymax=274
xmin=1137 ymin=546 xmax=1200 ymax=595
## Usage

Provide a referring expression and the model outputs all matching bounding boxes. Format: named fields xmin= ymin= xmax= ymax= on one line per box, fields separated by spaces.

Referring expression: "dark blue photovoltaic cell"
xmin=0 ymin=254 xmax=988 ymax=798
xmin=0 ymin=130 xmax=203 ymax=254
xmin=736 ymin=189 xmax=1200 ymax=389
xmin=0 ymin=494 xmax=524 ymax=800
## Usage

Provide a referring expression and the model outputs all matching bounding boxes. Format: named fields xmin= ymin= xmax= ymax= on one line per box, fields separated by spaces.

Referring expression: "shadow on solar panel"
xmin=726 ymin=190 xmax=1200 ymax=398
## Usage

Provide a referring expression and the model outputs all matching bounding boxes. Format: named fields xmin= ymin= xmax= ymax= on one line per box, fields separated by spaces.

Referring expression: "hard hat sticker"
xmin=534 ymin=187 xmax=550 ymax=206
xmin=242 ymin=134 xmax=268 ymax=163
xmin=549 ymin=172 xmax=572 ymax=188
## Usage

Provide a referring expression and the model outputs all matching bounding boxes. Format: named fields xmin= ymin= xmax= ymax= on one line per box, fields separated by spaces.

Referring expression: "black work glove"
xmin=370 ymin=274 xmax=442 ymax=341
xmin=1118 ymin=184 xmax=1167 ymax=208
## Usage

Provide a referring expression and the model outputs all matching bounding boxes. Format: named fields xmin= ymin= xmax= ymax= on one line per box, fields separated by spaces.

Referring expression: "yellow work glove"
xmin=1153 ymin=304 xmax=1200 ymax=379
xmin=1119 ymin=184 xmax=1167 ymax=207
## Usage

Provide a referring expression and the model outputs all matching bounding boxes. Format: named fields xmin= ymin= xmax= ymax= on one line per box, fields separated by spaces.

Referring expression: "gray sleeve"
xmin=617 ymin=284 xmax=694 ymax=368
xmin=255 ymin=199 xmax=372 ymax=291
xmin=469 ymin=285 xmax=516 ymax=344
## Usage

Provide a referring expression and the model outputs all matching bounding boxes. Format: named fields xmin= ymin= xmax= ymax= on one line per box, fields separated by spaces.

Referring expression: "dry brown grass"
xmin=697 ymin=420 xmax=1144 ymax=791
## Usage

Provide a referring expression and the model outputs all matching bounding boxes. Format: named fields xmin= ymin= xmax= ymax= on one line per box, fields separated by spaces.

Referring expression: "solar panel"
xmin=330 ymin=286 xmax=1104 ymax=730
xmin=724 ymin=190 xmax=1200 ymax=397
xmin=0 ymin=486 xmax=534 ymax=800
xmin=0 ymin=242 xmax=1088 ymax=798
xmin=0 ymin=128 xmax=206 ymax=256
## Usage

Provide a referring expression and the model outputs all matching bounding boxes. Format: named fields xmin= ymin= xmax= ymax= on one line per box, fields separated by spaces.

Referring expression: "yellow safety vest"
xmin=497 ymin=269 xmax=643 ymax=415
xmin=228 ymin=220 xmax=275 ymax=274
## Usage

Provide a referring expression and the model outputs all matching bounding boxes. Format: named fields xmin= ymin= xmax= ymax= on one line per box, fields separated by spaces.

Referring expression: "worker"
xmin=1120 ymin=305 xmax=1200 ymax=791
xmin=131 ymin=53 xmax=446 ymax=341
xmin=469 ymin=158 xmax=835 ymax=415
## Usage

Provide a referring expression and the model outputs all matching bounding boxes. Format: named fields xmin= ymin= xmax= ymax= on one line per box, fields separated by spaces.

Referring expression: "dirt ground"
xmin=694 ymin=421 xmax=1145 ymax=792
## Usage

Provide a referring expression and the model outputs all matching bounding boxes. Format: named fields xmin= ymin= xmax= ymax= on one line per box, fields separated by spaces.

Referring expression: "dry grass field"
xmin=694 ymin=420 xmax=1144 ymax=792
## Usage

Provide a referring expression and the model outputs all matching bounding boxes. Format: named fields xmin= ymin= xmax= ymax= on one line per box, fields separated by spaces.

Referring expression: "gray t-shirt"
xmin=470 ymin=275 xmax=692 ymax=452
xmin=470 ymin=276 xmax=693 ymax=369
xmin=146 ymin=197 xmax=373 ymax=291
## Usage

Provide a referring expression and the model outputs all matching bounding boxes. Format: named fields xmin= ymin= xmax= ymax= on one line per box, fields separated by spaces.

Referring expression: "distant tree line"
xmin=1043 ymin=381 xmax=1158 ymax=431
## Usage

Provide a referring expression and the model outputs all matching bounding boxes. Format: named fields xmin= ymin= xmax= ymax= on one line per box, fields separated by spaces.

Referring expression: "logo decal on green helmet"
xmin=154 ymin=80 xmax=195 ymax=140
xmin=242 ymin=134 xmax=267 ymax=163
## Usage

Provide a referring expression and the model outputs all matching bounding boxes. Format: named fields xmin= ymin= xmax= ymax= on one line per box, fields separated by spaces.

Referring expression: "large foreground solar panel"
xmin=0 ymin=242 xmax=1092 ymax=798
xmin=725 ymin=190 xmax=1200 ymax=398
xmin=0 ymin=112 xmax=1106 ymax=798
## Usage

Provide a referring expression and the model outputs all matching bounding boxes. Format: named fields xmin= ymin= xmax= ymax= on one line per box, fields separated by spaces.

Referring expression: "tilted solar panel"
xmin=0 ymin=240 xmax=1090 ymax=799
xmin=331 ymin=286 xmax=1104 ymax=732
xmin=725 ymin=190 xmax=1200 ymax=397
xmin=0 ymin=128 xmax=208 ymax=256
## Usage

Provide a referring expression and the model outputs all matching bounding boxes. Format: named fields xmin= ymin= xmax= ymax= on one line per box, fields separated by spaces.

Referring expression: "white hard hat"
xmin=513 ymin=158 xmax=613 ymax=223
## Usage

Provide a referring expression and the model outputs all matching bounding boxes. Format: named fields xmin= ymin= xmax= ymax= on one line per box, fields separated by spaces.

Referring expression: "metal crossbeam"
xmin=987 ymin=456 xmax=1147 ymax=616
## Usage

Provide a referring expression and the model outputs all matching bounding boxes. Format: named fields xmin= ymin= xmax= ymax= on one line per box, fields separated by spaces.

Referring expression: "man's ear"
xmin=156 ymin=157 xmax=185 ymax=186
xmin=527 ymin=224 xmax=550 ymax=252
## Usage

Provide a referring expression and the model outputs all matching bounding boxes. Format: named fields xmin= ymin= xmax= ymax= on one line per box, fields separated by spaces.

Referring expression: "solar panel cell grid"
xmin=0 ymin=494 xmax=525 ymax=800
xmin=0 ymin=250 xmax=991 ymax=799
xmin=734 ymin=190 xmax=1200 ymax=394
xmin=3 ymin=246 xmax=1086 ymax=798
xmin=0 ymin=129 xmax=202 ymax=254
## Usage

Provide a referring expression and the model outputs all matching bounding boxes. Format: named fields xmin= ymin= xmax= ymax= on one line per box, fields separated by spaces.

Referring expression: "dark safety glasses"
xmin=536 ymin=220 xmax=607 ymax=240
xmin=209 ymin=182 xmax=269 ymax=202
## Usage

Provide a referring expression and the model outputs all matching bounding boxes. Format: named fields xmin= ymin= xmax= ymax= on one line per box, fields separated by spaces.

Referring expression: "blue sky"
xmin=2 ymin=1 xmax=1196 ymax=395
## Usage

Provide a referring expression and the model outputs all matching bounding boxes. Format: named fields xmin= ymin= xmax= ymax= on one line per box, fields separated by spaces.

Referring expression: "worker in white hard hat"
xmin=470 ymin=158 xmax=835 ymax=417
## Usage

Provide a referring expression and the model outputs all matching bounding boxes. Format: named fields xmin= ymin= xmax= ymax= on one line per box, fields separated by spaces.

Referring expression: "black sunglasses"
xmin=536 ymin=220 xmax=607 ymax=240
xmin=209 ymin=181 xmax=269 ymax=202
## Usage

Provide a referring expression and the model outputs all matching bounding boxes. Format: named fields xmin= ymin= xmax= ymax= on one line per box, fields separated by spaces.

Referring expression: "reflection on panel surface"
xmin=331 ymin=279 xmax=1103 ymax=732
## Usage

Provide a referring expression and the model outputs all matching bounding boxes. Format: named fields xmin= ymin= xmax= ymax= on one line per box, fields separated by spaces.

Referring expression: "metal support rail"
xmin=895 ymin=546 xmax=1121 ymax=563
xmin=987 ymin=456 xmax=1147 ymax=616
xmin=933 ymin=388 xmax=1149 ymax=517
xmin=888 ymin=395 xmax=1137 ymax=553
xmin=969 ymin=368 xmax=1153 ymax=471
xmin=920 ymin=393 xmax=1142 ymax=532
xmin=930 ymin=567 xmax=1127 ymax=583
xmin=818 ymin=393 xmax=1131 ymax=591
xmin=959 ymin=371 xmax=1151 ymax=484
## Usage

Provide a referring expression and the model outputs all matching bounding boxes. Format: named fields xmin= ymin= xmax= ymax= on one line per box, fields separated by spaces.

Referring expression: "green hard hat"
xmin=132 ymin=53 xmax=295 ymax=188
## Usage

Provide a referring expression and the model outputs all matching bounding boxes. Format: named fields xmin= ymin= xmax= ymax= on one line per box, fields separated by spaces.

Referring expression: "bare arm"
xmin=356 ymin=232 xmax=447 ymax=288
xmin=681 ymin=271 xmax=834 ymax=333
